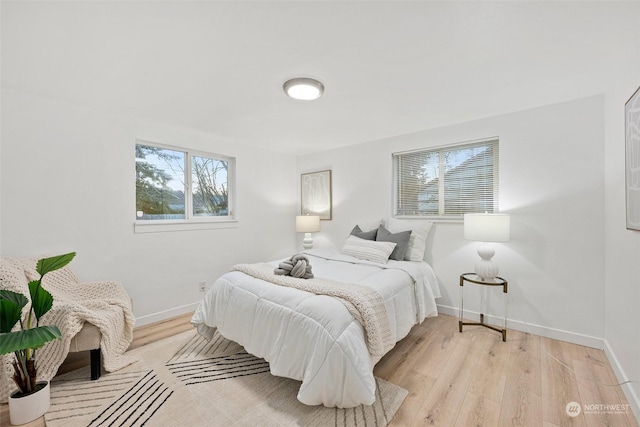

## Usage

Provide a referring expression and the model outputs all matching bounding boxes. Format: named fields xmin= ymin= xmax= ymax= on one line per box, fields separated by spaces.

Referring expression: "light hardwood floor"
xmin=1 ymin=313 xmax=637 ymax=426
xmin=375 ymin=315 xmax=638 ymax=427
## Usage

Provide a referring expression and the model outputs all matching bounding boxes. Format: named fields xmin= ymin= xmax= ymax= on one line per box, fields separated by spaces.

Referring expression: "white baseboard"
xmin=437 ymin=304 xmax=604 ymax=349
xmin=134 ymin=302 xmax=200 ymax=327
xmin=604 ymin=340 xmax=640 ymax=423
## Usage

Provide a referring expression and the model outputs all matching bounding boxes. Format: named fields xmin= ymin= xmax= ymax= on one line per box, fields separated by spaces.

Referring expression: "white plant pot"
xmin=8 ymin=381 xmax=50 ymax=425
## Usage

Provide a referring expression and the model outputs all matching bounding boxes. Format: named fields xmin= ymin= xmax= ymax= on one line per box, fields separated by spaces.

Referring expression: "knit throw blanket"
xmin=232 ymin=263 xmax=394 ymax=358
xmin=0 ymin=257 xmax=137 ymax=402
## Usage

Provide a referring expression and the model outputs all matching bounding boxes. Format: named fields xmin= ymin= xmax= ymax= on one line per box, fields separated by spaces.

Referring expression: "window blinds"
xmin=394 ymin=139 xmax=499 ymax=218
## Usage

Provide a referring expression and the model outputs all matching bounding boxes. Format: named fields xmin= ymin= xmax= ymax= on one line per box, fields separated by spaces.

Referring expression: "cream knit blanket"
xmin=232 ymin=263 xmax=394 ymax=358
xmin=0 ymin=257 xmax=137 ymax=402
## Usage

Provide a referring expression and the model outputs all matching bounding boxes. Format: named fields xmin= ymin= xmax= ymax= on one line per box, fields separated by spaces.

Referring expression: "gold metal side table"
xmin=459 ymin=273 xmax=508 ymax=341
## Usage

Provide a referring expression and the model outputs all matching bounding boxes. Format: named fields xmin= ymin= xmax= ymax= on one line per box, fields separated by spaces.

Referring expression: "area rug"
xmin=44 ymin=329 xmax=408 ymax=427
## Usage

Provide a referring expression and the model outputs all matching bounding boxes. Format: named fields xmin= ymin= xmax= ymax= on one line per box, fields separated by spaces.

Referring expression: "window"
xmin=135 ymin=142 xmax=234 ymax=222
xmin=393 ymin=138 xmax=499 ymax=218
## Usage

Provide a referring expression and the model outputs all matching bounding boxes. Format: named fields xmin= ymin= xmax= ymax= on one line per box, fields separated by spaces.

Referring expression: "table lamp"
xmin=464 ymin=213 xmax=510 ymax=280
xmin=296 ymin=215 xmax=320 ymax=249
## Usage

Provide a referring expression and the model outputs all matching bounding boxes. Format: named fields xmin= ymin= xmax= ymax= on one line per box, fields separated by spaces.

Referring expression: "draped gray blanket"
xmin=231 ymin=262 xmax=394 ymax=357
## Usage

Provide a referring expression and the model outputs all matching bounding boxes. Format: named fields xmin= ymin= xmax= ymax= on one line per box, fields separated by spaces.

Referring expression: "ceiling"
xmin=1 ymin=1 xmax=633 ymax=155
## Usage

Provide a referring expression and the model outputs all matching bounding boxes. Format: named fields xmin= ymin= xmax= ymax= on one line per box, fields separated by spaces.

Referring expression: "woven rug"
xmin=44 ymin=329 xmax=407 ymax=427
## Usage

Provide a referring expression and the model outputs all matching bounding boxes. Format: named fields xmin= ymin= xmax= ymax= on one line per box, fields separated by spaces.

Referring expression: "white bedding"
xmin=191 ymin=248 xmax=440 ymax=408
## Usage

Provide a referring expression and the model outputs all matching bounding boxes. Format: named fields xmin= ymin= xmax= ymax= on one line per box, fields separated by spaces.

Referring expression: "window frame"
xmin=393 ymin=137 xmax=499 ymax=221
xmin=134 ymin=140 xmax=237 ymax=233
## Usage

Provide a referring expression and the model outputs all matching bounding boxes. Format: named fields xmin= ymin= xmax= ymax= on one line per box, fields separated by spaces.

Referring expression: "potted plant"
xmin=0 ymin=252 xmax=75 ymax=425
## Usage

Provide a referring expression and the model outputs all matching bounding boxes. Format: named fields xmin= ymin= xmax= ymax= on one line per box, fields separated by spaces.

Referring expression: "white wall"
xmin=603 ymin=55 xmax=640 ymax=419
xmin=0 ymin=89 xmax=298 ymax=324
xmin=300 ymin=92 xmax=640 ymax=418
xmin=298 ymin=96 xmax=606 ymax=345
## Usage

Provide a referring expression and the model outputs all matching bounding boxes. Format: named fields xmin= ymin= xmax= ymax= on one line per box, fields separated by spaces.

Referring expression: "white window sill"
xmin=393 ymin=215 xmax=464 ymax=223
xmin=134 ymin=219 xmax=239 ymax=234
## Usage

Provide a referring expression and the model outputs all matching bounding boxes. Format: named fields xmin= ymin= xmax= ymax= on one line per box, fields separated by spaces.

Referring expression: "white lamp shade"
xmin=464 ymin=213 xmax=510 ymax=242
xmin=296 ymin=215 xmax=320 ymax=233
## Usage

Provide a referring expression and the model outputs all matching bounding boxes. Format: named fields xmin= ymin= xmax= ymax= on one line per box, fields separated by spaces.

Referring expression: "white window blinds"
xmin=393 ymin=139 xmax=499 ymax=218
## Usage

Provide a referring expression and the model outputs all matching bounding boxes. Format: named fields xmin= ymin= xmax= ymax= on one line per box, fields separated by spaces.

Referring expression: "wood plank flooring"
xmin=1 ymin=313 xmax=637 ymax=426
xmin=374 ymin=315 xmax=638 ymax=427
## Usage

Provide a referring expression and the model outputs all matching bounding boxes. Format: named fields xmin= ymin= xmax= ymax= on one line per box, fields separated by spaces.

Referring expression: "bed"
xmin=191 ymin=242 xmax=440 ymax=408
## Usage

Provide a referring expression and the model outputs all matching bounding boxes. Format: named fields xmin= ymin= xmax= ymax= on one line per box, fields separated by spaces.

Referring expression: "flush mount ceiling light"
xmin=283 ymin=77 xmax=324 ymax=101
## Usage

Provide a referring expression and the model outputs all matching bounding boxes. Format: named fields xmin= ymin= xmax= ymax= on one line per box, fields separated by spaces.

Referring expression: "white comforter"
xmin=191 ymin=248 xmax=440 ymax=408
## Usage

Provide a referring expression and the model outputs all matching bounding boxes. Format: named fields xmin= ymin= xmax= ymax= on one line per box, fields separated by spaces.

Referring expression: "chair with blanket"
xmin=0 ymin=256 xmax=137 ymax=402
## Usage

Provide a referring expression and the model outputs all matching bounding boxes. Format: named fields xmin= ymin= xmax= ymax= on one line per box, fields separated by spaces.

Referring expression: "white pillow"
xmin=341 ymin=235 xmax=397 ymax=264
xmin=385 ymin=218 xmax=433 ymax=261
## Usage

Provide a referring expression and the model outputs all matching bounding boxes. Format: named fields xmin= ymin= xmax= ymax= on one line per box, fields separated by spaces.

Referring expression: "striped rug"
xmin=45 ymin=329 xmax=407 ymax=427
xmin=46 ymin=370 xmax=171 ymax=427
xmin=166 ymin=332 xmax=270 ymax=386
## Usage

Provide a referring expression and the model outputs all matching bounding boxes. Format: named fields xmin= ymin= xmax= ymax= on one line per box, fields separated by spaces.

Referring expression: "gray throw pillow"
xmin=350 ymin=225 xmax=378 ymax=241
xmin=376 ymin=225 xmax=412 ymax=261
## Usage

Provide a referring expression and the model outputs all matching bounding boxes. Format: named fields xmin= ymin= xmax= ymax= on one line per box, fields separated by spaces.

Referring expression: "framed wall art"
xmin=626 ymin=85 xmax=640 ymax=231
xmin=301 ymin=170 xmax=332 ymax=220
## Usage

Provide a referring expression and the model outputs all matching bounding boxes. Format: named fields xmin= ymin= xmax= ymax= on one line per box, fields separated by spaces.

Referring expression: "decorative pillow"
xmin=385 ymin=218 xmax=433 ymax=261
xmin=376 ymin=225 xmax=412 ymax=261
xmin=350 ymin=225 xmax=378 ymax=241
xmin=341 ymin=235 xmax=397 ymax=264
xmin=358 ymin=219 xmax=383 ymax=232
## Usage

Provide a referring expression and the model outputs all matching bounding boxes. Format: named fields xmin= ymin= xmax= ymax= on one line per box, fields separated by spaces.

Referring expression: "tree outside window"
xmin=135 ymin=143 xmax=233 ymax=221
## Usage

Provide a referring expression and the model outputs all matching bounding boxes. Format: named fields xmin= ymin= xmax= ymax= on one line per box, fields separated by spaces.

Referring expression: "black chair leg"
xmin=90 ymin=349 xmax=101 ymax=380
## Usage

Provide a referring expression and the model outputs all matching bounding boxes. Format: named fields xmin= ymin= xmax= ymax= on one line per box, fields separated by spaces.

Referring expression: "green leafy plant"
xmin=0 ymin=252 xmax=76 ymax=396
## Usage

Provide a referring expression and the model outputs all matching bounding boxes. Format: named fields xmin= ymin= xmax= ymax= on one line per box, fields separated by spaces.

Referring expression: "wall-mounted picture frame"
xmin=626 ymin=85 xmax=640 ymax=231
xmin=301 ymin=170 xmax=332 ymax=220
